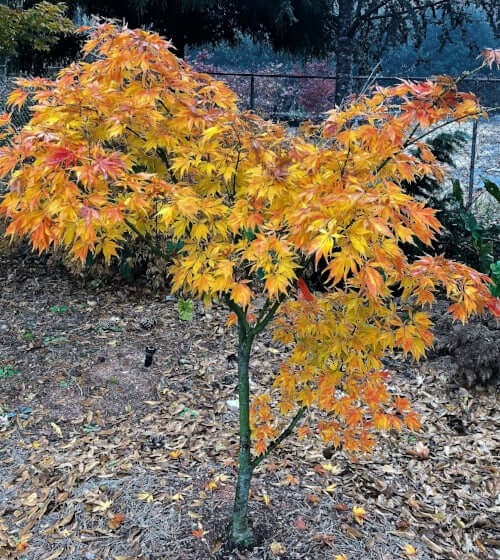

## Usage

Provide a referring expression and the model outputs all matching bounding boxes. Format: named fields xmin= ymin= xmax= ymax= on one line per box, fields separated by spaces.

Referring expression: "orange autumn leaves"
xmin=0 ymin=25 xmax=499 ymax=458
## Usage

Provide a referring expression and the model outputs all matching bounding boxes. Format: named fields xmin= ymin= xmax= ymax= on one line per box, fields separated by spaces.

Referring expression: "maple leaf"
xmin=231 ymin=282 xmax=252 ymax=308
xmin=192 ymin=527 xmax=205 ymax=539
xmin=306 ymin=493 xmax=320 ymax=505
xmin=92 ymin=500 xmax=113 ymax=513
xmin=311 ymin=533 xmax=335 ymax=546
xmin=404 ymin=544 xmax=417 ymax=556
xmin=16 ymin=541 xmax=29 ymax=552
xmin=394 ymin=396 xmax=411 ymax=413
xmin=297 ymin=278 xmax=315 ymax=302
xmin=169 ymin=450 xmax=182 ymax=459
xmin=226 ymin=312 xmax=238 ymax=327
xmin=352 ymin=506 xmax=367 ymax=524
xmin=297 ymin=426 xmax=309 ymax=438
xmin=108 ymin=513 xmax=125 ymax=529
xmin=137 ymin=492 xmax=154 ymax=503
xmin=404 ymin=411 xmax=421 ymax=431
xmin=270 ymin=541 xmax=286 ymax=555
xmin=92 ymin=153 xmax=126 ymax=179
xmin=294 ymin=518 xmax=306 ymax=530
xmin=47 ymin=147 xmax=76 ymax=167
xmin=79 ymin=206 xmax=100 ymax=226
xmin=255 ymin=439 xmax=268 ymax=456
xmin=205 ymin=479 xmax=218 ymax=491
xmin=373 ymin=413 xmax=391 ymax=431
xmin=7 ymin=88 xmax=29 ymax=109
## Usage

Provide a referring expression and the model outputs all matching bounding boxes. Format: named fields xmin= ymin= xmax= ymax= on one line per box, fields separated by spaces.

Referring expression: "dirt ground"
xmin=0 ymin=248 xmax=499 ymax=560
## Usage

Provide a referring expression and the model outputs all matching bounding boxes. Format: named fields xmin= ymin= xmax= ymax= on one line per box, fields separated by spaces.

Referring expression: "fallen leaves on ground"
xmin=0 ymin=251 xmax=499 ymax=559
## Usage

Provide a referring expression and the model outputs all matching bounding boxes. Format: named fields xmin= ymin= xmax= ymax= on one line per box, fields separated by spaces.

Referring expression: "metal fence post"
xmin=468 ymin=118 xmax=478 ymax=208
xmin=249 ymin=74 xmax=255 ymax=111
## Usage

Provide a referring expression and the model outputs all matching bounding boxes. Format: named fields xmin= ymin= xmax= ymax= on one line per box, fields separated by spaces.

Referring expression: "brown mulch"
xmin=0 ymin=248 xmax=499 ymax=560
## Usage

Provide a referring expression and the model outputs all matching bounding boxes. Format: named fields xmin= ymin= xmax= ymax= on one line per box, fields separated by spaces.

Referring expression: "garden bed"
xmin=0 ymin=249 xmax=499 ymax=560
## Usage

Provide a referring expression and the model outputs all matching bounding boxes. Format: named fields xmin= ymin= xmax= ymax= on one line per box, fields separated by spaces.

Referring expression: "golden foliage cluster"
xmin=1 ymin=25 xmax=498 ymax=456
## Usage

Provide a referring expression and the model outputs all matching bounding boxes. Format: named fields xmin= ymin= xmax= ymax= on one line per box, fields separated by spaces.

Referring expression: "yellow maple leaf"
xmin=171 ymin=493 xmax=184 ymax=501
xmin=353 ymin=506 xmax=367 ymax=524
xmin=404 ymin=543 xmax=417 ymax=556
xmin=137 ymin=492 xmax=154 ymax=503
xmin=169 ymin=450 xmax=182 ymax=459
xmin=231 ymin=282 xmax=252 ymax=308
xmin=270 ymin=541 xmax=286 ymax=555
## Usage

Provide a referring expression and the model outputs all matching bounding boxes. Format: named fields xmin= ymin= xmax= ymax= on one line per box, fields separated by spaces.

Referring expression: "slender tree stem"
xmin=252 ymin=299 xmax=282 ymax=335
xmin=228 ymin=296 xmax=299 ymax=549
xmin=251 ymin=406 xmax=307 ymax=470
xmin=226 ymin=297 xmax=249 ymax=330
xmin=231 ymin=315 xmax=255 ymax=549
xmin=375 ymin=107 xmax=499 ymax=177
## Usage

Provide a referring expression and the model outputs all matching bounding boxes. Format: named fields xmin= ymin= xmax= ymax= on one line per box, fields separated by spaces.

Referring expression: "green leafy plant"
xmin=452 ymin=179 xmax=497 ymax=274
xmin=489 ymin=261 xmax=500 ymax=297
xmin=59 ymin=378 xmax=75 ymax=388
xmin=401 ymin=135 xmax=499 ymax=274
xmin=44 ymin=335 xmax=69 ymax=344
xmin=180 ymin=406 xmax=199 ymax=418
xmin=99 ymin=325 xmax=122 ymax=332
xmin=0 ymin=366 xmax=20 ymax=378
xmin=83 ymin=423 xmax=100 ymax=433
xmin=49 ymin=305 xmax=68 ymax=313
xmin=177 ymin=298 xmax=194 ymax=321
xmin=403 ymin=130 xmax=469 ymax=200
xmin=0 ymin=2 xmax=75 ymax=64
xmin=483 ymin=178 xmax=500 ymax=203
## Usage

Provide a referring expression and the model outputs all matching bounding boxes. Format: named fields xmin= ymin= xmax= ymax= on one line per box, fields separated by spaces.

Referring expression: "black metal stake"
xmin=144 ymin=347 xmax=157 ymax=367
xmin=249 ymin=74 xmax=255 ymax=111
xmin=468 ymin=118 xmax=478 ymax=209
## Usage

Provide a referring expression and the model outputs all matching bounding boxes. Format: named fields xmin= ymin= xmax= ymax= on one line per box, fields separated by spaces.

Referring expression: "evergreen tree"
xmin=57 ymin=0 xmax=333 ymax=59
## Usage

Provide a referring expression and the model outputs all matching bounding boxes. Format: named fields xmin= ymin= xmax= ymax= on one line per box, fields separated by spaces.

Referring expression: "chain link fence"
xmin=205 ymin=71 xmax=500 ymax=120
xmin=1 ymin=70 xmax=499 ymax=191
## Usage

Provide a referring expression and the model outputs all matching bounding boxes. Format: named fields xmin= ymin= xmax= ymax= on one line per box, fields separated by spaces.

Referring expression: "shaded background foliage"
xmin=0 ymin=1 xmax=77 ymax=74
xmin=4 ymin=1 xmax=498 ymax=101
xmin=0 ymin=0 xmax=499 ymax=289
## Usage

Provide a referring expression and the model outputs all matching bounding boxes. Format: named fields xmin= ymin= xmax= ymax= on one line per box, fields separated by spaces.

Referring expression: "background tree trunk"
xmin=334 ymin=0 xmax=355 ymax=106
xmin=170 ymin=28 xmax=186 ymax=60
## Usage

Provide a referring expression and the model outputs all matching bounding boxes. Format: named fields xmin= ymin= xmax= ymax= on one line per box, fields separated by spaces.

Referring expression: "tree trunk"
xmin=230 ymin=322 xmax=255 ymax=549
xmin=176 ymin=41 xmax=185 ymax=60
xmin=172 ymin=31 xmax=186 ymax=60
xmin=334 ymin=0 xmax=355 ymax=106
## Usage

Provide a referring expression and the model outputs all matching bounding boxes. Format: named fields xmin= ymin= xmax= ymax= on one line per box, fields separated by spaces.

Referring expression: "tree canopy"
xmin=1 ymin=24 xmax=499 ymax=548
xmin=0 ymin=1 xmax=75 ymax=73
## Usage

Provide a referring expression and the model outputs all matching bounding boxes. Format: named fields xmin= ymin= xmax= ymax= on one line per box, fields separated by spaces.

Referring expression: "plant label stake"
xmin=144 ymin=346 xmax=157 ymax=367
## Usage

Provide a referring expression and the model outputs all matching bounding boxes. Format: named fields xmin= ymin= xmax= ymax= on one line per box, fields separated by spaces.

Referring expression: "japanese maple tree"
xmin=0 ymin=25 xmax=498 ymax=549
